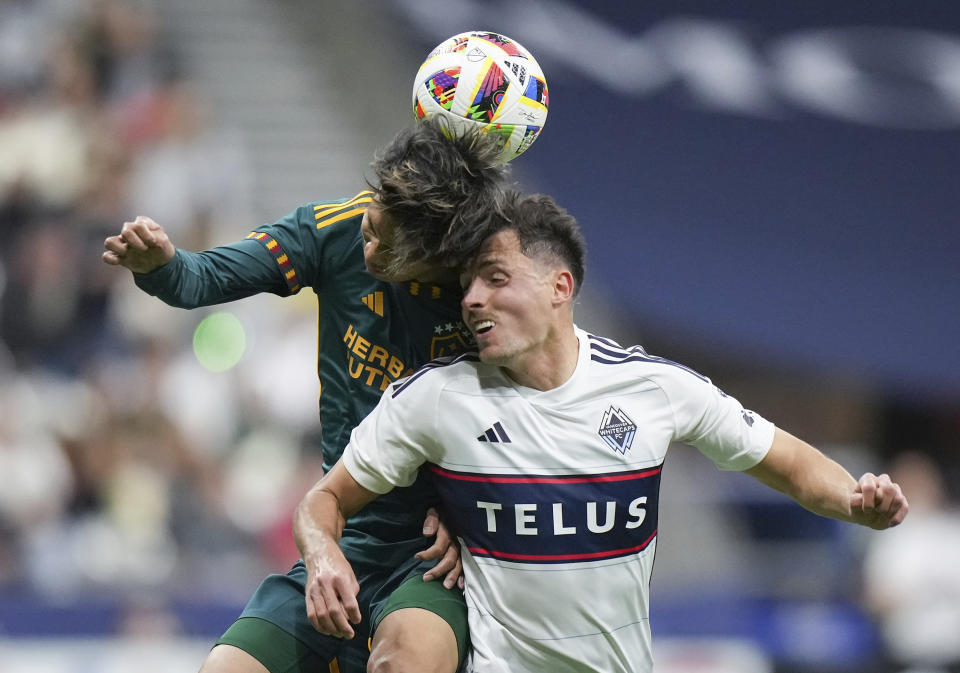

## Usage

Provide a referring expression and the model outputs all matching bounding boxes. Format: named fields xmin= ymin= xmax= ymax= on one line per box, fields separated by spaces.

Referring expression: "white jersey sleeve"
xmin=341 ymin=368 xmax=443 ymax=493
xmin=654 ymin=364 xmax=774 ymax=471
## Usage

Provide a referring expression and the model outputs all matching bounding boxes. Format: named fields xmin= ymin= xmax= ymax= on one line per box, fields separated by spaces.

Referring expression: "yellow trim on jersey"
xmin=318 ymin=207 xmax=369 ymax=228
xmin=401 ymin=281 xmax=445 ymax=299
xmin=246 ymin=230 xmax=301 ymax=293
xmin=314 ymin=190 xmax=372 ymax=216
xmin=362 ymin=291 xmax=385 ymax=317
xmin=314 ymin=191 xmax=374 ymax=228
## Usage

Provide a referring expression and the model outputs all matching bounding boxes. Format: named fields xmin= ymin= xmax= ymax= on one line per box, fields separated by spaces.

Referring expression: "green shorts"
xmin=215 ymin=534 xmax=468 ymax=673
xmin=370 ymin=567 xmax=469 ymax=658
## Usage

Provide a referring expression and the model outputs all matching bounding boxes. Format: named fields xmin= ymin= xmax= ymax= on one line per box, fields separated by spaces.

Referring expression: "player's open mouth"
xmin=474 ymin=320 xmax=496 ymax=335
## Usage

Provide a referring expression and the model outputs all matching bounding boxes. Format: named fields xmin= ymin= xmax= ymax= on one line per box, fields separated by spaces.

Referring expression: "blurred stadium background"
xmin=1 ymin=1 xmax=959 ymax=672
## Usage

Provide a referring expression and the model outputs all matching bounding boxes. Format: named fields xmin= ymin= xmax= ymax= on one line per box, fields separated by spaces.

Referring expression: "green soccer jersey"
xmin=134 ymin=191 xmax=475 ymax=543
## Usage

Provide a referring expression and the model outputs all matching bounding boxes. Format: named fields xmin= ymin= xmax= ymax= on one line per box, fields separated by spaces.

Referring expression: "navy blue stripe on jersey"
xmin=390 ymin=352 xmax=480 ymax=398
xmin=430 ymin=464 xmax=662 ymax=564
xmin=588 ymin=335 xmax=710 ymax=383
xmin=587 ymin=333 xmax=646 ymax=353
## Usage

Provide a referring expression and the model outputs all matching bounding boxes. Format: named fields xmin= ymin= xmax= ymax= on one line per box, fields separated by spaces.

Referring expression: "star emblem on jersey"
xmin=598 ymin=406 xmax=637 ymax=454
xmin=477 ymin=421 xmax=511 ymax=443
xmin=430 ymin=321 xmax=475 ymax=358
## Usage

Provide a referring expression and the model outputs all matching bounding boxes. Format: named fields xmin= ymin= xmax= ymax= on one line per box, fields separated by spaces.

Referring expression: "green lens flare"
xmin=193 ymin=312 xmax=246 ymax=372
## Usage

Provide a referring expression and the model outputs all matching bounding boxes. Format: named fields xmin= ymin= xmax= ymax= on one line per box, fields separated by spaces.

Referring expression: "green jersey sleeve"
xmin=133 ymin=191 xmax=373 ymax=307
xmin=133 ymin=241 xmax=286 ymax=308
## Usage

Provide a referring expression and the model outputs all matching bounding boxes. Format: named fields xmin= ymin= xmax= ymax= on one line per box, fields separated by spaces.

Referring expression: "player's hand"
xmin=303 ymin=542 xmax=362 ymax=639
xmin=418 ymin=507 xmax=464 ymax=590
xmin=850 ymin=472 xmax=909 ymax=530
xmin=102 ymin=215 xmax=176 ymax=274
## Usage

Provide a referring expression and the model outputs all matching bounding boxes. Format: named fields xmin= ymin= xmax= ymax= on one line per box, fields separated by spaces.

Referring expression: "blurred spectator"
xmin=123 ymin=77 xmax=254 ymax=249
xmin=0 ymin=31 xmax=100 ymax=211
xmin=862 ymin=451 xmax=960 ymax=673
xmin=0 ymin=372 xmax=77 ymax=588
xmin=0 ymin=0 xmax=73 ymax=105
xmin=80 ymin=0 xmax=177 ymax=108
xmin=0 ymin=0 xmax=278 ymax=607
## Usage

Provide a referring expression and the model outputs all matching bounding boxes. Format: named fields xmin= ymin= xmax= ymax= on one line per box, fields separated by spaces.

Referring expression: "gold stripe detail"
xmin=314 ymin=191 xmax=374 ymax=223
xmin=361 ymin=292 xmax=384 ymax=317
xmin=313 ymin=190 xmax=372 ymax=214
xmin=317 ymin=206 xmax=368 ymax=229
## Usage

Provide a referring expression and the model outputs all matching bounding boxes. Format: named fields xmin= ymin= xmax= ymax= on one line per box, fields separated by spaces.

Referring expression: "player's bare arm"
xmin=417 ymin=507 xmax=465 ymax=589
xmin=102 ymin=215 xmax=176 ymax=273
xmin=745 ymin=427 xmax=908 ymax=529
xmin=293 ymin=462 xmax=377 ymax=639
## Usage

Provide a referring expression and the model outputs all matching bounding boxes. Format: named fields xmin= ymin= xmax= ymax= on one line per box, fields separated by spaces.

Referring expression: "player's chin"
xmin=476 ymin=343 xmax=506 ymax=365
xmin=365 ymin=261 xmax=396 ymax=282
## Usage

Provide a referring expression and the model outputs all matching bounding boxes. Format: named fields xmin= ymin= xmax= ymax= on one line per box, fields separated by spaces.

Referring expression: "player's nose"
xmin=461 ymin=277 xmax=486 ymax=309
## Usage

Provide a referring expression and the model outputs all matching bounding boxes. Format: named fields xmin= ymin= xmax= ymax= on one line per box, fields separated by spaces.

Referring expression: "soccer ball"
xmin=412 ymin=31 xmax=549 ymax=162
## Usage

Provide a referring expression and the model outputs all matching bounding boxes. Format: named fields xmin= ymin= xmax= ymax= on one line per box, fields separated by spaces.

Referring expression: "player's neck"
xmin=410 ymin=267 xmax=458 ymax=285
xmin=504 ymin=325 xmax=579 ymax=391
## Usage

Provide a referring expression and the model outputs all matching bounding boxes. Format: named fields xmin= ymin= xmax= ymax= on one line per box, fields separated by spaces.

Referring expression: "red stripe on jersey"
xmin=247 ymin=231 xmax=301 ymax=294
xmin=429 ymin=464 xmax=662 ymax=485
xmin=468 ymin=529 xmax=657 ymax=562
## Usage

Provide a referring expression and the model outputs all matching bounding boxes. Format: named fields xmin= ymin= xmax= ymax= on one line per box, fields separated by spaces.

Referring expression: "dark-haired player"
xmin=299 ymin=191 xmax=909 ymax=673
xmin=104 ymin=117 xmax=509 ymax=673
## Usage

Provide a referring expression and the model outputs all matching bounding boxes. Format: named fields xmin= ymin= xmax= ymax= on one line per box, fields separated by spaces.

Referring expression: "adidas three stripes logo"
xmin=477 ymin=422 xmax=511 ymax=443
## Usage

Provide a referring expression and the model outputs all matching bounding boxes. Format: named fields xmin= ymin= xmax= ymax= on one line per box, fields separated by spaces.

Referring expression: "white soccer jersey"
xmin=343 ymin=327 xmax=775 ymax=673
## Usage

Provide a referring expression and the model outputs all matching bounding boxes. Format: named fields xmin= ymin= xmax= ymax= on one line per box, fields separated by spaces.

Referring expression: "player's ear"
xmin=552 ymin=269 xmax=575 ymax=305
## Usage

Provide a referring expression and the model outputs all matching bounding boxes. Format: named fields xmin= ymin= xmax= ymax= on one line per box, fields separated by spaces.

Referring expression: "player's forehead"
xmin=463 ymin=230 xmax=527 ymax=278
xmin=477 ymin=229 xmax=523 ymax=262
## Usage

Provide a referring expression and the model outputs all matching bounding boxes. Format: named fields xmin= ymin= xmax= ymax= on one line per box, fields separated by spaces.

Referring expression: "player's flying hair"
xmin=368 ymin=116 xmax=509 ymax=276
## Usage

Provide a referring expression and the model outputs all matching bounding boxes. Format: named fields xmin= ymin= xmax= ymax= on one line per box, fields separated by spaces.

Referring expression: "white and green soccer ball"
xmin=412 ymin=31 xmax=549 ymax=162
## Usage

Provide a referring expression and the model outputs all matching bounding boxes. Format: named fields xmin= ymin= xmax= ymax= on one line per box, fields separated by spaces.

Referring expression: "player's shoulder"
xmin=248 ymin=190 xmax=372 ymax=243
xmin=584 ymin=331 xmax=712 ymax=386
xmin=388 ymin=350 xmax=488 ymax=400
xmin=307 ymin=190 xmax=375 ymax=230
